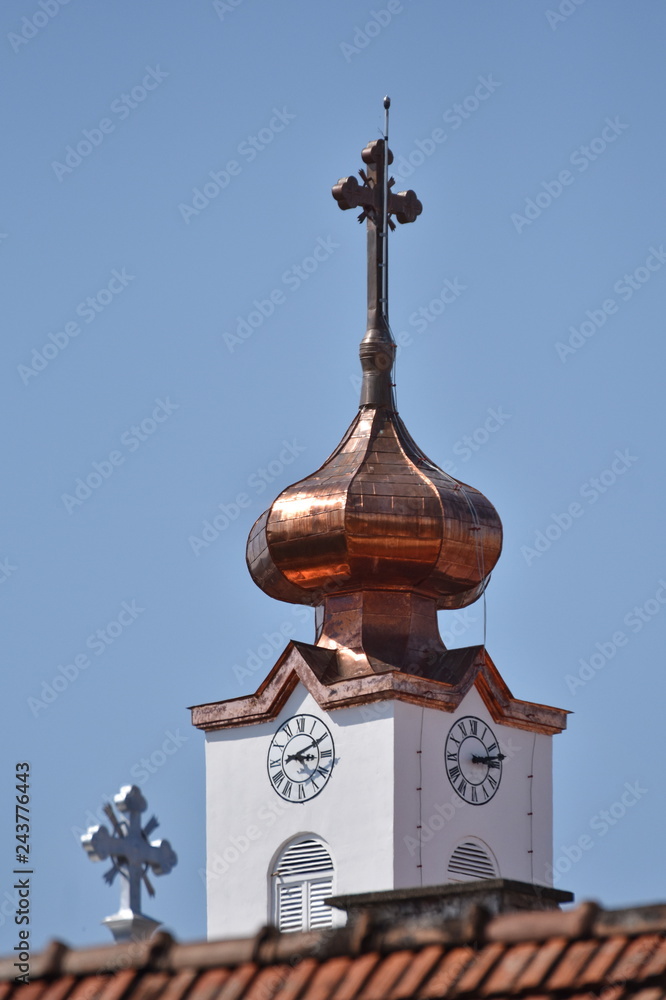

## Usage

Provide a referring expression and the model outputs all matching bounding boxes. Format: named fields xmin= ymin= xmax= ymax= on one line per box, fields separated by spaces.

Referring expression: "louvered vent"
xmin=276 ymin=839 xmax=332 ymax=877
xmin=447 ymin=840 xmax=497 ymax=882
xmin=273 ymin=838 xmax=334 ymax=932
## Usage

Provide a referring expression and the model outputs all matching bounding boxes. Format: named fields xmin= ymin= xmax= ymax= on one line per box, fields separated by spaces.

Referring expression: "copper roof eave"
xmin=190 ymin=642 xmax=569 ymax=735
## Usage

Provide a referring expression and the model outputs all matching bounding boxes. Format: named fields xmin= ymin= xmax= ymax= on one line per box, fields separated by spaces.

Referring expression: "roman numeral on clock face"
xmin=444 ymin=715 xmax=503 ymax=806
xmin=268 ymin=714 xmax=335 ymax=803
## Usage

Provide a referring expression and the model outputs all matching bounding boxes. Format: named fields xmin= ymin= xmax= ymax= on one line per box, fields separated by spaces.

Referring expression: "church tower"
xmin=191 ymin=103 xmax=568 ymax=939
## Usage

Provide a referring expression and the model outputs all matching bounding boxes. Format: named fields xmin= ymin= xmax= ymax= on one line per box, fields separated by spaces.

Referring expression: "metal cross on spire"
xmin=81 ymin=784 xmax=177 ymax=942
xmin=332 ymin=97 xmax=422 ymax=409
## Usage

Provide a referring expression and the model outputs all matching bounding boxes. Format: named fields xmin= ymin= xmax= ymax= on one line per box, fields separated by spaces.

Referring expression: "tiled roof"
xmin=4 ymin=901 xmax=666 ymax=1000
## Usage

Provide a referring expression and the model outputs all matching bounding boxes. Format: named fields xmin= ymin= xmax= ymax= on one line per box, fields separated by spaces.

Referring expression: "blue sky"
xmin=2 ymin=0 xmax=666 ymax=952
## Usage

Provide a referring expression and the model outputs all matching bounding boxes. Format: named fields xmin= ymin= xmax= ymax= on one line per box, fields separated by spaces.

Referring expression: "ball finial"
xmin=383 ymin=95 xmax=391 ymax=109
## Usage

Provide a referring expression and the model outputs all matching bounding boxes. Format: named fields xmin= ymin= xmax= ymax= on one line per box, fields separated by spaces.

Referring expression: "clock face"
xmin=267 ymin=714 xmax=335 ymax=803
xmin=445 ymin=715 xmax=503 ymax=805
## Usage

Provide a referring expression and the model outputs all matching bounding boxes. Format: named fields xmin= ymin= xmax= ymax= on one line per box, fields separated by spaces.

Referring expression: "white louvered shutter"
xmin=277 ymin=883 xmax=303 ymax=932
xmin=273 ymin=838 xmax=334 ymax=932
xmin=447 ymin=840 xmax=497 ymax=882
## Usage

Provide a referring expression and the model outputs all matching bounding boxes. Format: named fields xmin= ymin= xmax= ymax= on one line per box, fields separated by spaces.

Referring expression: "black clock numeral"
xmin=487 ymin=773 xmax=497 ymax=789
xmin=446 ymin=752 xmax=457 ymax=761
xmin=481 ymin=726 xmax=488 ymax=743
xmin=298 ymin=785 xmax=306 ymax=800
xmin=457 ymin=777 xmax=467 ymax=797
xmin=471 ymin=786 xmax=478 ymax=803
xmin=482 ymin=784 xmax=490 ymax=799
xmin=321 ymin=749 xmax=332 ymax=758
xmin=310 ymin=719 xmax=317 ymax=734
xmin=449 ymin=735 xmax=460 ymax=745
xmin=269 ymin=758 xmax=281 ymax=768
xmin=271 ymin=769 xmax=285 ymax=789
xmin=283 ymin=723 xmax=293 ymax=738
xmin=470 ymin=719 xmax=478 ymax=735
xmin=458 ymin=721 xmax=467 ymax=737
xmin=316 ymin=766 xmax=330 ymax=779
xmin=449 ymin=765 xmax=460 ymax=781
xmin=283 ymin=780 xmax=293 ymax=798
xmin=310 ymin=775 xmax=320 ymax=791
xmin=297 ymin=717 xmax=306 ymax=732
xmin=487 ymin=742 xmax=497 ymax=753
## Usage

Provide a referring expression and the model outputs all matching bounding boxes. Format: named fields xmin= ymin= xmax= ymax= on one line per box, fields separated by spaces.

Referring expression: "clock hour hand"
xmin=471 ymin=753 xmax=506 ymax=769
xmin=285 ymin=752 xmax=316 ymax=763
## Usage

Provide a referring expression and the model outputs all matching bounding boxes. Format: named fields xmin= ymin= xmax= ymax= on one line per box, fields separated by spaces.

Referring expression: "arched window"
xmin=271 ymin=837 xmax=334 ymax=932
xmin=447 ymin=838 xmax=498 ymax=882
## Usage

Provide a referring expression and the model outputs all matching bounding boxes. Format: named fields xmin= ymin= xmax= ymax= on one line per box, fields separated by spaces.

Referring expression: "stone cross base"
xmin=102 ymin=909 xmax=161 ymax=943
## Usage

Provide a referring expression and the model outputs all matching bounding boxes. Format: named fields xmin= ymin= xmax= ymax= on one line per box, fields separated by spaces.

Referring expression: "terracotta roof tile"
xmin=631 ymin=989 xmax=666 ymax=1000
xmin=640 ymin=940 xmax=666 ymax=979
xmin=478 ymin=942 xmax=539 ymax=995
xmin=270 ymin=959 xmax=317 ymax=1000
xmin=512 ymin=938 xmax=570 ymax=991
xmin=608 ymin=934 xmax=663 ymax=984
xmin=6 ymin=900 xmax=666 ymax=1000
xmin=356 ymin=951 xmax=414 ymax=1000
xmin=37 ymin=976 xmax=77 ymax=1000
xmin=298 ymin=957 xmax=351 ymax=1000
xmin=573 ymin=937 xmax=629 ymax=987
xmin=186 ymin=969 xmax=233 ymax=1000
xmin=65 ymin=976 xmax=114 ymax=1000
xmin=387 ymin=945 xmax=442 ymax=999
xmin=153 ymin=970 xmax=199 ymax=1000
xmin=417 ymin=947 xmax=474 ymax=999
xmin=123 ymin=973 xmax=172 ymax=1000
xmin=329 ymin=953 xmax=380 ymax=1000
xmin=218 ymin=965 xmax=260 ymax=1000
xmin=6 ymin=983 xmax=49 ymax=1000
xmin=544 ymin=939 xmax=601 ymax=991
xmin=450 ymin=942 xmax=505 ymax=995
xmin=244 ymin=966 xmax=293 ymax=1000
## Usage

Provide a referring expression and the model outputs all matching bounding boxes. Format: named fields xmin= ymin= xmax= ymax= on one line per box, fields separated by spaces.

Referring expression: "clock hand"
xmin=471 ymin=753 xmax=506 ymax=769
xmin=285 ymin=752 xmax=316 ymax=763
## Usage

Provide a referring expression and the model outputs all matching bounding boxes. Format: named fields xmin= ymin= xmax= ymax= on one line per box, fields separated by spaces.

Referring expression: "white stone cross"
xmin=81 ymin=784 xmax=177 ymax=941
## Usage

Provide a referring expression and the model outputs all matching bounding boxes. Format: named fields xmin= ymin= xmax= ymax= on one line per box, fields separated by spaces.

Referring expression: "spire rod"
xmin=381 ymin=95 xmax=390 ymax=330
xmin=332 ymin=100 xmax=423 ymax=409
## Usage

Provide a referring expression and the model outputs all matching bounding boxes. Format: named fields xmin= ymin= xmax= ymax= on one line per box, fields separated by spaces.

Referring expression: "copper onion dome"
xmin=247 ymin=104 xmax=502 ymax=677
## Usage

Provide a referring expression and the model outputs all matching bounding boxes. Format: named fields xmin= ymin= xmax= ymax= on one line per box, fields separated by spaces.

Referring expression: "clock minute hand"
xmin=472 ymin=753 xmax=506 ymax=769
